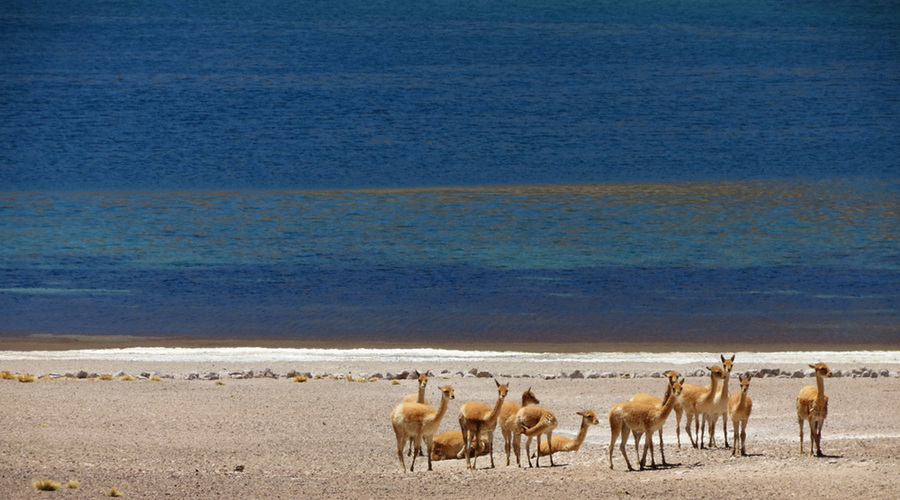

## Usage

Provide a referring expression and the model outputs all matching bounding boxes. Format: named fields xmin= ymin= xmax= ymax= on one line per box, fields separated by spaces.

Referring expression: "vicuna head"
xmin=809 ymin=363 xmax=832 ymax=378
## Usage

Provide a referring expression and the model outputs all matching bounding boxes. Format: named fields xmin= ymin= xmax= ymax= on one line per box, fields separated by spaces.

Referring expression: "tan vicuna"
xmin=514 ymin=405 xmax=558 ymax=468
xmin=533 ymin=410 xmax=599 ymax=460
xmin=797 ymin=362 xmax=832 ymax=457
xmin=609 ymin=377 xmax=684 ymax=471
xmin=703 ymin=354 xmax=735 ymax=448
xmin=630 ymin=370 xmax=681 ymax=464
xmin=499 ymin=387 xmax=540 ymax=466
xmin=401 ymin=370 xmax=430 ymax=456
xmin=430 ymin=430 xmax=488 ymax=461
xmin=458 ymin=379 xmax=509 ymax=469
xmin=390 ymin=385 xmax=455 ymax=472
xmin=728 ymin=374 xmax=753 ymax=456
xmin=679 ymin=365 xmax=725 ymax=449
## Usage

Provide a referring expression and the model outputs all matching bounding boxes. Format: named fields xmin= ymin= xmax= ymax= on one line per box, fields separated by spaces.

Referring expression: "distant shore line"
xmin=3 ymin=333 xmax=900 ymax=354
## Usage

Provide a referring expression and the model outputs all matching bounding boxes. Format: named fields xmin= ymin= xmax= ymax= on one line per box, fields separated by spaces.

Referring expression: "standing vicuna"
xmin=401 ymin=370 xmax=430 ymax=456
xmin=390 ymin=385 xmax=455 ymax=472
xmin=533 ymin=410 xmax=599 ymax=461
xmin=703 ymin=354 xmax=735 ymax=448
xmin=797 ymin=362 xmax=832 ymax=457
xmin=609 ymin=377 xmax=684 ymax=471
xmin=514 ymin=405 xmax=558 ymax=468
xmin=679 ymin=365 xmax=725 ymax=449
xmin=499 ymin=387 xmax=540 ymax=466
xmin=458 ymin=379 xmax=509 ymax=469
xmin=630 ymin=370 xmax=681 ymax=465
xmin=728 ymin=374 xmax=753 ymax=456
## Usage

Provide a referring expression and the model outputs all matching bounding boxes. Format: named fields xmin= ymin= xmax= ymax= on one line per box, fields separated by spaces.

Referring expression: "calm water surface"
xmin=1 ymin=0 xmax=898 ymax=346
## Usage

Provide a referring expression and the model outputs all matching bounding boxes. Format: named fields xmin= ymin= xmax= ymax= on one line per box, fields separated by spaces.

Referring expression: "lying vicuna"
xmin=797 ymin=362 xmax=831 ymax=457
xmin=391 ymin=385 xmax=455 ymax=472
xmin=430 ymin=430 xmax=489 ymax=461
xmin=609 ymin=377 xmax=684 ymax=471
xmin=728 ymin=374 xmax=753 ymax=456
xmin=533 ymin=410 xmax=599 ymax=461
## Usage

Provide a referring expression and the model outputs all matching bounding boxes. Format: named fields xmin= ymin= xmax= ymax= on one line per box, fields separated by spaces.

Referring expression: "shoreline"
xmin=3 ymin=333 xmax=900 ymax=353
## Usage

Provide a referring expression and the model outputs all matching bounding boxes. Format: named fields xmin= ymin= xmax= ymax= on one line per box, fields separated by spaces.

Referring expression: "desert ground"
xmin=1 ymin=355 xmax=899 ymax=499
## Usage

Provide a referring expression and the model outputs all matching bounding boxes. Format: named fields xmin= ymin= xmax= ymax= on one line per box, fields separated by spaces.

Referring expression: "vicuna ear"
xmin=576 ymin=411 xmax=584 ymax=416
xmin=495 ymin=378 xmax=499 ymax=387
xmin=721 ymin=354 xmax=726 ymax=362
xmin=809 ymin=364 xmax=816 ymax=369
xmin=730 ymin=354 xmax=735 ymax=362
xmin=678 ymin=378 xmax=685 ymax=385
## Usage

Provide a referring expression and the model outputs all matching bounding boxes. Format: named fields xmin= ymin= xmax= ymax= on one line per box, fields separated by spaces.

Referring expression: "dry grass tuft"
xmin=149 ymin=375 xmax=162 ymax=381
xmin=118 ymin=374 xmax=135 ymax=381
xmin=105 ymin=486 xmax=124 ymax=497
xmin=99 ymin=374 xmax=115 ymax=380
xmin=66 ymin=480 xmax=80 ymax=489
xmin=292 ymin=375 xmax=308 ymax=383
xmin=17 ymin=373 xmax=36 ymax=383
xmin=215 ymin=380 xmax=226 ymax=385
xmin=391 ymin=380 xmax=401 ymax=385
xmin=0 ymin=370 xmax=16 ymax=380
xmin=33 ymin=479 xmax=61 ymax=491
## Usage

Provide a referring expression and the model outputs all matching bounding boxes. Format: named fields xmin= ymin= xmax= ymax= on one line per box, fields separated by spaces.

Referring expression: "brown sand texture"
xmin=1 ymin=355 xmax=899 ymax=499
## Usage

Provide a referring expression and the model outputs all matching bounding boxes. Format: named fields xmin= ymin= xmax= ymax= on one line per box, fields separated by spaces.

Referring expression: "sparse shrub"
xmin=391 ymin=380 xmax=401 ymax=385
xmin=33 ymin=479 xmax=61 ymax=491
xmin=0 ymin=370 xmax=15 ymax=380
xmin=215 ymin=380 xmax=226 ymax=386
xmin=106 ymin=486 xmax=124 ymax=497
xmin=292 ymin=375 xmax=308 ymax=383
xmin=99 ymin=374 xmax=114 ymax=380
xmin=17 ymin=373 xmax=36 ymax=383
xmin=66 ymin=480 xmax=80 ymax=489
xmin=118 ymin=374 xmax=135 ymax=381
xmin=149 ymin=375 xmax=162 ymax=381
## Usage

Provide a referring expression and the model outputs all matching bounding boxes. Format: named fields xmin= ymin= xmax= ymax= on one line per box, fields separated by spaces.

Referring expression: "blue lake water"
xmin=1 ymin=0 xmax=898 ymax=346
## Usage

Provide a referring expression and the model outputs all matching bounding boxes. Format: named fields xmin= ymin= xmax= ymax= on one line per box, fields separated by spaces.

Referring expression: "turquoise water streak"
xmin=2 ymin=180 xmax=898 ymax=271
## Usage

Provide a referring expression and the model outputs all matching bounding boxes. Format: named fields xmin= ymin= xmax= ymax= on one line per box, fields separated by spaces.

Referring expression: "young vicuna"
xmin=430 ymin=430 xmax=488 ymax=461
xmin=401 ymin=370 xmax=430 ymax=456
xmin=390 ymin=385 xmax=455 ymax=472
xmin=797 ymin=362 xmax=832 ymax=457
xmin=728 ymin=374 xmax=753 ymax=456
xmin=514 ymin=405 xmax=558 ymax=468
xmin=534 ymin=410 xmax=599 ymax=460
xmin=630 ymin=370 xmax=681 ymax=463
xmin=458 ymin=379 xmax=509 ymax=469
xmin=679 ymin=365 xmax=725 ymax=449
xmin=609 ymin=377 xmax=684 ymax=471
xmin=704 ymin=354 xmax=735 ymax=448
xmin=499 ymin=387 xmax=540 ymax=466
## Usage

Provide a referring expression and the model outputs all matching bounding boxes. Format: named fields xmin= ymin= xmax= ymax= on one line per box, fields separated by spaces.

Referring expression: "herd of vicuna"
xmin=390 ymin=356 xmax=833 ymax=472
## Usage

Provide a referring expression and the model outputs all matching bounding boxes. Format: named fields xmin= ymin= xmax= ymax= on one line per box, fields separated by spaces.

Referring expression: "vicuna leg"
xmin=739 ymin=420 xmax=747 ymax=456
xmin=619 ymin=429 xmax=634 ymax=471
xmin=395 ymin=430 xmax=408 ymax=472
xmin=722 ymin=416 xmax=729 ymax=448
xmin=798 ymin=417 xmax=805 ymax=455
xmin=424 ymin=435 xmax=434 ymax=471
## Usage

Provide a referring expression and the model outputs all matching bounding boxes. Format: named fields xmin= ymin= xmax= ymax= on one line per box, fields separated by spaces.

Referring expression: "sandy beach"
xmin=2 ymin=342 xmax=899 ymax=499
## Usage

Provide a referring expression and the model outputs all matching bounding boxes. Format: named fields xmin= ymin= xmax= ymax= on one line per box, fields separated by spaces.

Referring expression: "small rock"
xmin=476 ymin=370 xmax=493 ymax=378
xmin=569 ymin=369 xmax=585 ymax=379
